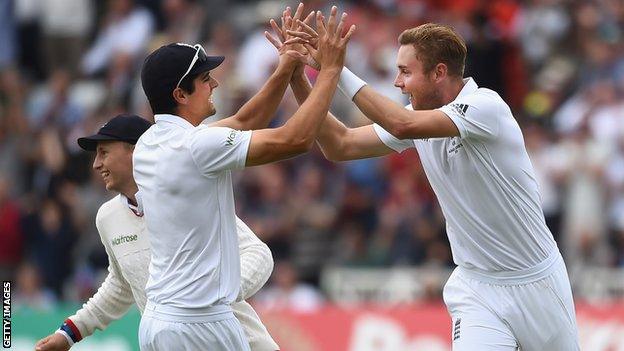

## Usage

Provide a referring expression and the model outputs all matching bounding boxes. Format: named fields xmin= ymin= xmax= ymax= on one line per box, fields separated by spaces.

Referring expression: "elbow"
xmin=263 ymin=244 xmax=274 ymax=276
xmin=388 ymin=121 xmax=414 ymax=140
xmin=288 ymin=135 xmax=315 ymax=154
xmin=325 ymin=150 xmax=348 ymax=162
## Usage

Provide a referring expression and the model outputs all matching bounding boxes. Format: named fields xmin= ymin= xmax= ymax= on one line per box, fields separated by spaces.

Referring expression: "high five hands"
xmin=265 ymin=4 xmax=355 ymax=71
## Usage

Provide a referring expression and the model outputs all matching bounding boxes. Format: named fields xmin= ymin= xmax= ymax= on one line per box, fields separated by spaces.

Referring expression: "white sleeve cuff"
xmin=338 ymin=67 xmax=367 ymax=101
xmin=55 ymin=329 xmax=75 ymax=347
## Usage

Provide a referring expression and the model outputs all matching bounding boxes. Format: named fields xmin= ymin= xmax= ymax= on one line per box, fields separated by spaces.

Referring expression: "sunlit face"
xmin=186 ymin=71 xmax=219 ymax=118
xmin=394 ymin=45 xmax=444 ymax=110
xmin=92 ymin=141 xmax=134 ymax=192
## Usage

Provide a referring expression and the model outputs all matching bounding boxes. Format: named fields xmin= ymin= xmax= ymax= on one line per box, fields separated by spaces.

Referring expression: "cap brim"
xmin=189 ymin=56 xmax=225 ymax=76
xmin=77 ymin=134 xmax=119 ymax=151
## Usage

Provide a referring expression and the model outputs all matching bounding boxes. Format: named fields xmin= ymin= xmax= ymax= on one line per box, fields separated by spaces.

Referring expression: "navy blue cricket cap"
xmin=77 ymin=114 xmax=152 ymax=151
xmin=141 ymin=43 xmax=224 ymax=104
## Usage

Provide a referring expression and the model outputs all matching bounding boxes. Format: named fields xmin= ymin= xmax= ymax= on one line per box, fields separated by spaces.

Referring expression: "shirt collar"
xmin=154 ymin=114 xmax=195 ymax=129
xmin=456 ymin=77 xmax=478 ymax=100
xmin=120 ymin=193 xmax=143 ymax=217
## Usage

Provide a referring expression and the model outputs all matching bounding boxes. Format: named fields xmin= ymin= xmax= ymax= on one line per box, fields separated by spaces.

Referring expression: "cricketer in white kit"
xmin=282 ymin=21 xmax=580 ymax=350
xmin=134 ymin=6 xmax=353 ymax=350
xmin=35 ymin=114 xmax=279 ymax=351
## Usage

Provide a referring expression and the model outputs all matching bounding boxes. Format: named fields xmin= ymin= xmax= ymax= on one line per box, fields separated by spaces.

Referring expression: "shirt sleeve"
xmin=372 ymin=123 xmax=415 ymax=153
xmin=235 ymin=216 xmax=274 ymax=301
xmin=189 ymin=126 xmax=252 ymax=175
xmin=437 ymin=91 xmax=502 ymax=141
xmin=66 ymin=211 xmax=135 ymax=339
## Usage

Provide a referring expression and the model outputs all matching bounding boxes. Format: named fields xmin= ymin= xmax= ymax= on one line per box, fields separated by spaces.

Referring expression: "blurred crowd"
xmin=1 ymin=0 xmax=623 ymax=309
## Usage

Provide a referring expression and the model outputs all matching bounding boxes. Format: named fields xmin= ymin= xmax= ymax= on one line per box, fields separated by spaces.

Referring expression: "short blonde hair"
xmin=398 ymin=23 xmax=467 ymax=77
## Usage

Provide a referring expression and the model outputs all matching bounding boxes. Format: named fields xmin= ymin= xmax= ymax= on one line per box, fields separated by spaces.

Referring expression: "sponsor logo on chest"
xmin=225 ymin=130 xmax=237 ymax=146
xmin=447 ymin=137 xmax=463 ymax=156
xmin=111 ymin=234 xmax=139 ymax=246
xmin=450 ymin=103 xmax=469 ymax=117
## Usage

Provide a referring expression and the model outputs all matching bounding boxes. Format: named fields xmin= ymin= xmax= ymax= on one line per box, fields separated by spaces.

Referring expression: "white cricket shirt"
xmin=67 ymin=194 xmax=279 ymax=350
xmin=373 ymin=78 xmax=557 ymax=272
xmin=133 ymin=114 xmax=252 ymax=309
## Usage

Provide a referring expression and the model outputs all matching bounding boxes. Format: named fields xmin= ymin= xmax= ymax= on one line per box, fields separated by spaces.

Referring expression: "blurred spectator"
xmin=22 ymin=198 xmax=77 ymax=299
xmin=3 ymin=0 xmax=624 ymax=304
xmin=0 ymin=175 xmax=24 ymax=282
xmin=255 ymin=261 xmax=324 ymax=312
xmin=0 ymin=0 xmax=17 ymax=71
xmin=81 ymin=0 xmax=154 ymax=104
xmin=13 ymin=262 xmax=56 ymax=311
xmin=160 ymin=0 xmax=205 ymax=44
xmin=41 ymin=0 xmax=92 ymax=76
xmin=26 ymin=69 xmax=85 ymax=131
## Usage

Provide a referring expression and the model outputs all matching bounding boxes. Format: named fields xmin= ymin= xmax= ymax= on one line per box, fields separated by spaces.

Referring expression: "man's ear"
xmin=172 ymin=87 xmax=188 ymax=106
xmin=433 ymin=63 xmax=448 ymax=82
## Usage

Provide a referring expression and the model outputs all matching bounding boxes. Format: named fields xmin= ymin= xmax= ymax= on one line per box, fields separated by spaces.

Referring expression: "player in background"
xmin=133 ymin=5 xmax=354 ymax=350
xmin=34 ymin=114 xmax=279 ymax=351
xmin=271 ymin=19 xmax=580 ymax=351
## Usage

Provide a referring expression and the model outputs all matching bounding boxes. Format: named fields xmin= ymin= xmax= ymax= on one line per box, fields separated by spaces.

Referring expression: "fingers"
xmin=35 ymin=338 xmax=49 ymax=350
xmin=315 ymin=10 xmax=327 ymax=37
xmin=270 ymin=19 xmax=284 ymax=42
xmin=286 ymin=29 xmax=313 ymax=40
xmin=326 ymin=6 xmax=338 ymax=36
xmin=284 ymin=37 xmax=309 ymax=45
xmin=286 ymin=50 xmax=306 ymax=59
xmin=302 ymin=11 xmax=315 ymax=26
xmin=335 ymin=12 xmax=347 ymax=38
xmin=265 ymin=31 xmax=282 ymax=50
xmin=340 ymin=24 xmax=357 ymax=45
xmin=303 ymin=43 xmax=318 ymax=58
xmin=285 ymin=15 xmax=293 ymax=32
xmin=292 ymin=2 xmax=305 ymax=23
xmin=296 ymin=19 xmax=318 ymax=38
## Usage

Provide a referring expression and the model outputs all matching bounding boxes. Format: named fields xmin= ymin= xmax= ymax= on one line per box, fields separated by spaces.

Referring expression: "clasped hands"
xmin=264 ymin=3 xmax=355 ymax=72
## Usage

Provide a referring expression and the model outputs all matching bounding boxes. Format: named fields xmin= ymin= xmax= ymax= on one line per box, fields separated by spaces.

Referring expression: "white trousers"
xmin=139 ymin=302 xmax=251 ymax=351
xmin=443 ymin=251 xmax=580 ymax=351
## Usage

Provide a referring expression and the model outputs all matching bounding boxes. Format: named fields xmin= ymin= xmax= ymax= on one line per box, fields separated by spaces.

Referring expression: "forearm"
xmin=235 ymin=217 xmax=274 ymax=300
xmin=352 ymin=85 xmax=415 ymax=138
xmin=283 ymin=68 xmax=340 ymax=147
xmin=290 ymin=70 xmax=350 ymax=161
xmin=232 ymin=59 xmax=295 ymax=130
xmin=66 ymin=264 xmax=134 ymax=341
xmin=239 ymin=243 xmax=273 ymax=300
xmin=289 ymin=68 xmax=312 ymax=105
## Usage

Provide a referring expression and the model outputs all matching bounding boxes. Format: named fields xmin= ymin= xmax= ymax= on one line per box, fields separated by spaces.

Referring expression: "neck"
xmin=442 ymin=77 xmax=466 ymax=105
xmin=120 ymin=183 xmax=139 ymax=205
xmin=175 ymin=109 xmax=202 ymax=126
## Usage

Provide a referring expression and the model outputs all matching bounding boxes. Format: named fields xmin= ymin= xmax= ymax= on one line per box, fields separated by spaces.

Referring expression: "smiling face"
xmin=183 ymin=71 xmax=219 ymax=119
xmin=92 ymin=141 xmax=135 ymax=193
xmin=394 ymin=45 xmax=444 ymax=111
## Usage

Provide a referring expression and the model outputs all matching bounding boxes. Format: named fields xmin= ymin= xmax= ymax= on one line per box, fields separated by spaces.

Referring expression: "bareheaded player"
xmin=275 ymin=19 xmax=580 ymax=351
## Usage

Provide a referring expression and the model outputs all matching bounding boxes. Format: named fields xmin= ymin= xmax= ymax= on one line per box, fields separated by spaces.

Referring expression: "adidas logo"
xmin=453 ymin=318 xmax=461 ymax=341
xmin=451 ymin=103 xmax=469 ymax=117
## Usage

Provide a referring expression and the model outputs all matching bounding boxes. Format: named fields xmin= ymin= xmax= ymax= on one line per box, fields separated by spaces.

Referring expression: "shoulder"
xmin=469 ymin=88 xmax=507 ymax=112
xmin=190 ymin=126 xmax=251 ymax=150
xmin=95 ymin=195 xmax=125 ymax=227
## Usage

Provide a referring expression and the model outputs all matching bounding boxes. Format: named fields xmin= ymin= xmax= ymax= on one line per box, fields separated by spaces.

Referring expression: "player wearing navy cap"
xmin=35 ymin=114 xmax=279 ymax=351
xmin=134 ymin=5 xmax=355 ymax=350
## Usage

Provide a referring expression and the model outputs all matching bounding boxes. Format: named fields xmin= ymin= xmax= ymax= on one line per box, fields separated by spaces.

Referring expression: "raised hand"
xmin=309 ymin=6 xmax=356 ymax=71
xmin=264 ymin=3 xmax=318 ymax=69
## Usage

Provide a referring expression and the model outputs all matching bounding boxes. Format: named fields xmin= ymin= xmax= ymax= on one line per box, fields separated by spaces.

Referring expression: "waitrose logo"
xmin=111 ymin=234 xmax=138 ymax=246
